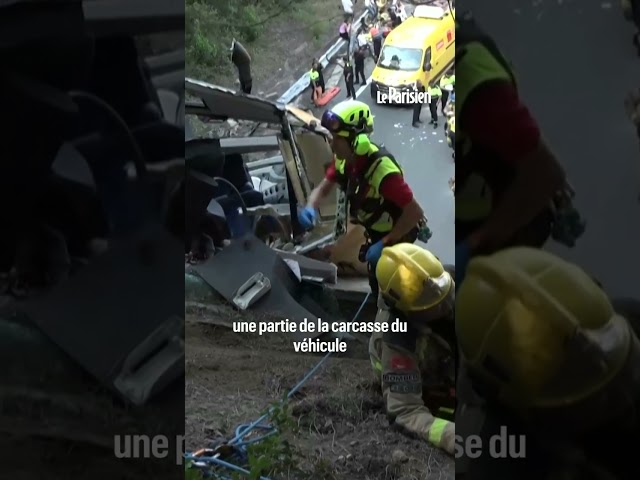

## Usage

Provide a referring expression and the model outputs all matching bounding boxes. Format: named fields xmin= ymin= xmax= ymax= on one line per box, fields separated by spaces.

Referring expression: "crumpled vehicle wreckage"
xmin=184 ymin=78 xmax=376 ymax=343
xmin=1 ymin=3 xmax=184 ymax=457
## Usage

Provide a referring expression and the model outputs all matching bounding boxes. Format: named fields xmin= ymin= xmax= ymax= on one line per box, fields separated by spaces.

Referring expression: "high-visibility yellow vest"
xmin=335 ymin=143 xmax=405 ymax=234
xmin=455 ymin=19 xmax=517 ymax=229
xmin=439 ymin=75 xmax=453 ymax=88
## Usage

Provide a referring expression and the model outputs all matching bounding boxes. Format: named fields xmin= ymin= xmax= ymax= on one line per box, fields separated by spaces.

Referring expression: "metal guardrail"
xmin=277 ymin=10 xmax=368 ymax=105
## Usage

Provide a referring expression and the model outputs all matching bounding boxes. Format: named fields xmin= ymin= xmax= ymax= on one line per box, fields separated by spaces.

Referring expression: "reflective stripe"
xmin=373 ymin=360 xmax=382 ymax=372
xmin=438 ymin=407 xmax=454 ymax=415
xmin=428 ymin=418 xmax=449 ymax=446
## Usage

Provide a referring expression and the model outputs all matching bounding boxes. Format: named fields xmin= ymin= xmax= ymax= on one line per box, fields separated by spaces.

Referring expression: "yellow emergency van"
xmin=370 ymin=5 xmax=455 ymax=103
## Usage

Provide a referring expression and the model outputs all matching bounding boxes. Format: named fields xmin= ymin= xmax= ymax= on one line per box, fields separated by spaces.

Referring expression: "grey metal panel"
xmin=146 ymin=49 xmax=184 ymax=91
xmin=193 ymin=234 xmax=326 ymax=341
xmin=83 ymin=0 xmax=184 ymax=36
xmin=18 ymin=224 xmax=185 ymax=405
xmin=219 ymin=136 xmax=280 ymax=154
xmin=185 ymin=78 xmax=286 ymax=124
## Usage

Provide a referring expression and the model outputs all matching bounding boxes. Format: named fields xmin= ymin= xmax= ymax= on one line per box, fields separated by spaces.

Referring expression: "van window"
xmin=378 ymin=45 xmax=423 ymax=71
xmin=423 ymin=47 xmax=432 ymax=69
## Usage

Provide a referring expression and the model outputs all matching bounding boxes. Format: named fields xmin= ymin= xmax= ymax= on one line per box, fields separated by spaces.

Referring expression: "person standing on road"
xmin=370 ymin=24 xmax=383 ymax=62
xmin=341 ymin=0 xmax=354 ymax=21
xmin=454 ymin=14 xmax=580 ymax=286
xmin=438 ymin=69 xmax=454 ymax=113
xmin=364 ymin=0 xmax=378 ymax=23
xmin=341 ymin=55 xmax=356 ymax=99
xmin=412 ymin=80 xmax=425 ymax=128
xmin=297 ymin=100 xmax=428 ymax=299
xmin=369 ymin=243 xmax=456 ymax=456
xmin=387 ymin=8 xmax=402 ymax=28
xmin=428 ymin=82 xmax=441 ymax=128
xmin=357 ymin=29 xmax=374 ymax=58
xmin=354 ymin=46 xmax=367 ymax=85
xmin=339 ymin=19 xmax=350 ymax=42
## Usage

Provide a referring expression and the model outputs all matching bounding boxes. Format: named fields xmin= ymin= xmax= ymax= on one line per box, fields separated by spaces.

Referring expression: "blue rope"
xmin=186 ymin=291 xmax=372 ymax=478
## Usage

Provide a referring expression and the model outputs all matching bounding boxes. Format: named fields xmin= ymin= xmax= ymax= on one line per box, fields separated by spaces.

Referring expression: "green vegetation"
xmin=184 ymin=400 xmax=339 ymax=479
xmin=186 ymin=0 xmax=339 ymax=84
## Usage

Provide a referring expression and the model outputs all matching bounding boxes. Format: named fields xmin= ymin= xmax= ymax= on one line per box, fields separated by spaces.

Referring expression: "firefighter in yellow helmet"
xmin=456 ymin=247 xmax=640 ymax=479
xmin=368 ymin=243 xmax=456 ymax=455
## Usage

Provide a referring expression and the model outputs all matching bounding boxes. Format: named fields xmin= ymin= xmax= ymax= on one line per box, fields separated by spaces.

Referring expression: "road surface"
xmin=366 ymin=85 xmax=455 ymax=265
xmin=472 ymin=1 xmax=640 ymax=297
xmin=319 ymin=61 xmax=455 ymax=265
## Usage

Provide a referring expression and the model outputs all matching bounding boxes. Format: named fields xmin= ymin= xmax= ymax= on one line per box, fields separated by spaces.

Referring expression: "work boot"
xmin=433 ymin=122 xmax=438 ymax=129
xmin=412 ymin=122 xmax=420 ymax=128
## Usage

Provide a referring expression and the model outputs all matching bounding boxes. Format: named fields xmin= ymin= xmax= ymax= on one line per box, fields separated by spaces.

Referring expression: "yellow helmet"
xmin=457 ymin=247 xmax=640 ymax=432
xmin=376 ymin=243 xmax=453 ymax=314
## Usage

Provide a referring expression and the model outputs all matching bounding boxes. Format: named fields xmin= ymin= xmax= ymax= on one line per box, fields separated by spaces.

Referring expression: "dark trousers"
xmin=318 ymin=74 xmax=325 ymax=92
xmin=355 ymin=61 xmax=366 ymax=84
xmin=373 ymin=39 xmax=382 ymax=61
xmin=429 ymin=97 xmax=439 ymax=123
xmin=441 ymin=90 xmax=449 ymax=111
xmin=412 ymin=103 xmax=422 ymax=124
xmin=240 ymin=78 xmax=252 ymax=94
xmin=345 ymin=78 xmax=356 ymax=99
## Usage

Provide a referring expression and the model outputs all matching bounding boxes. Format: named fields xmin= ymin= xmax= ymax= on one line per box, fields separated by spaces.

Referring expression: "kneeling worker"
xmin=369 ymin=243 xmax=456 ymax=454
xmin=456 ymin=248 xmax=640 ymax=479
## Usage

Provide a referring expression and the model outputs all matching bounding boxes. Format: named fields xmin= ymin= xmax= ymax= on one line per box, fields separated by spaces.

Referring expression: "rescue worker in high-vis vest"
xmin=309 ymin=67 xmax=321 ymax=103
xmin=298 ymin=99 xmax=427 ymax=298
xmin=427 ymin=82 xmax=441 ymax=128
xmin=454 ymin=14 xmax=573 ymax=286
xmin=456 ymin=247 xmax=640 ymax=480
xmin=368 ymin=243 xmax=456 ymax=454
xmin=438 ymin=69 xmax=455 ymax=114
xmin=444 ymin=91 xmax=455 ymax=159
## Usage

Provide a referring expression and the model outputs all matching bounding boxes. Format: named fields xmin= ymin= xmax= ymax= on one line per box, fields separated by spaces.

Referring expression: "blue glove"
xmin=298 ymin=206 xmax=317 ymax=230
xmin=365 ymin=240 xmax=385 ymax=265
xmin=455 ymin=242 xmax=471 ymax=288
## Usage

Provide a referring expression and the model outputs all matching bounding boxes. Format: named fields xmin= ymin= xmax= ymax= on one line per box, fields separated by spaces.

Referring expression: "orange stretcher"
xmin=313 ymin=86 xmax=341 ymax=107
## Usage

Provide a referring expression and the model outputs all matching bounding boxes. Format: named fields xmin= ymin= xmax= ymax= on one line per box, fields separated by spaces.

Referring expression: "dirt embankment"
xmin=187 ymin=0 xmax=352 ymax=100
xmin=186 ymin=304 xmax=454 ymax=480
